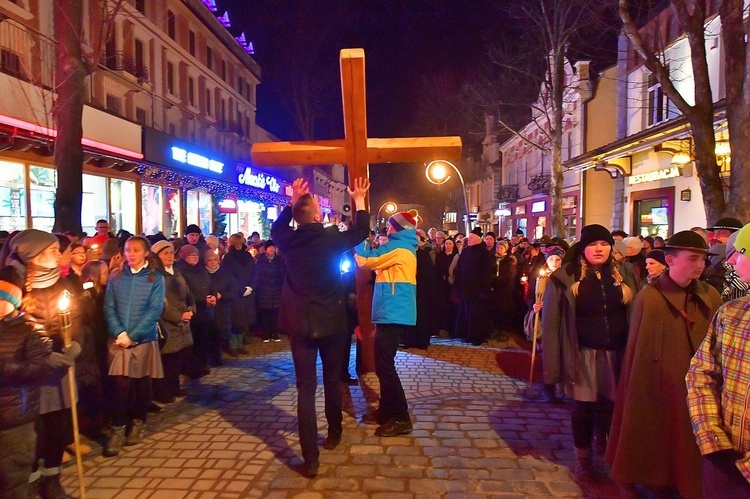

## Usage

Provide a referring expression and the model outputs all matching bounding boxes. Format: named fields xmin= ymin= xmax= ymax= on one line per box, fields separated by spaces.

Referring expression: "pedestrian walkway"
xmin=61 ymin=336 xmax=621 ymax=498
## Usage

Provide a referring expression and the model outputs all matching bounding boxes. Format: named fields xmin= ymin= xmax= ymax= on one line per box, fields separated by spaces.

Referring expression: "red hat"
xmin=388 ymin=211 xmax=417 ymax=231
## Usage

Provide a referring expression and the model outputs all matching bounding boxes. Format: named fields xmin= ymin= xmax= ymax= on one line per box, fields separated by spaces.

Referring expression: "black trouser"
xmin=0 ymin=422 xmax=35 ymax=497
xmin=111 ymin=376 xmax=151 ymax=426
xmin=340 ymin=332 xmax=353 ymax=380
xmin=154 ymin=349 xmax=186 ymax=402
xmin=374 ymin=324 xmax=410 ymax=422
xmin=191 ymin=320 xmax=211 ymax=372
xmin=34 ymin=409 xmax=72 ymax=471
xmin=704 ymin=455 xmax=750 ymax=498
xmin=571 ymin=399 xmax=614 ymax=449
xmin=259 ymin=307 xmax=280 ymax=340
xmin=289 ymin=332 xmax=347 ymax=463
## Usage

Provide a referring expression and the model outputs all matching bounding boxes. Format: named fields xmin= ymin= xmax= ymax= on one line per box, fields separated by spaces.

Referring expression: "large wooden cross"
xmin=251 ymin=48 xmax=462 ymax=371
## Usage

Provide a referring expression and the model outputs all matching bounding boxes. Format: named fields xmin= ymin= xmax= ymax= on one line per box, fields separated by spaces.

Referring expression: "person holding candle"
xmin=6 ymin=229 xmax=83 ymax=498
xmin=102 ymin=236 xmax=165 ymax=457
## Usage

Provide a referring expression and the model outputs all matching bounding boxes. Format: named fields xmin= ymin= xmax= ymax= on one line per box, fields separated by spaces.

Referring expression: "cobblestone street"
xmin=61 ymin=336 xmax=622 ymax=498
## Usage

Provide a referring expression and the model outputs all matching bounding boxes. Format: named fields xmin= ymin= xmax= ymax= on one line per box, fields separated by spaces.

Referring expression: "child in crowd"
xmin=103 ymin=236 xmax=165 ymax=457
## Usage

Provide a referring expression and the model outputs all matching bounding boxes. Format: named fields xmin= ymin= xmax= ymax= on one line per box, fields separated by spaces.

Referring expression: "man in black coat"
xmin=271 ymin=177 xmax=370 ymax=477
xmin=454 ymin=228 xmax=495 ymax=345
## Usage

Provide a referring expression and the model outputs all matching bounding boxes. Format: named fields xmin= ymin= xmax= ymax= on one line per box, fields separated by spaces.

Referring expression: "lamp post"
xmin=425 ymin=160 xmax=470 ymax=235
xmin=376 ymin=201 xmax=398 ymax=228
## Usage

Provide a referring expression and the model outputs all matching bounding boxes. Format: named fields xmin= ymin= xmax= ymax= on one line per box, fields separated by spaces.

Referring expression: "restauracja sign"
xmin=628 ymin=166 xmax=681 ymax=185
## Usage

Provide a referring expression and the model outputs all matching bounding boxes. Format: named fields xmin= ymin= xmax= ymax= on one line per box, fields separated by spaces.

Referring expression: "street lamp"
xmin=425 ymin=160 xmax=471 ymax=235
xmin=376 ymin=201 xmax=398 ymax=228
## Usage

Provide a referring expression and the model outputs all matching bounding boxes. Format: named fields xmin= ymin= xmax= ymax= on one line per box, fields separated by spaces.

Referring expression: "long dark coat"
xmin=208 ymin=265 xmax=239 ymax=338
xmin=158 ymin=269 xmax=195 ymax=355
xmin=253 ymin=254 xmax=286 ymax=310
xmin=175 ymin=260 xmax=216 ymax=323
xmin=606 ymin=272 xmax=722 ymax=498
xmin=453 ymin=243 xmax=494 ymax=344
xmin=271 ymin=207 xmax=369 ymax=338
xmin=406 ymin=245 xmax=437 ymax=348
xmin=221 ymin=247 xmax=257 ymax=329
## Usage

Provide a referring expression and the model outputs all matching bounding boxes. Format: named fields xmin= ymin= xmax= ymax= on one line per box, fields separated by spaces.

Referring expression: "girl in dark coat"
xmin=221 ymin=234 xmax=257 ymax=355
xmin=254 ymin=240 xmax=286 ymax=342
xmin=152 ymin=241 xmax=194 ymax=403
xmin=8 ymin=229 xmax=83 ymax=497
xmin=205 ymin=251 xmax=238 ymax=364
xmin=176 ymin=244 xmax=217 ymax=376
xmin=434 ymin=237 xmax=458 ymax=335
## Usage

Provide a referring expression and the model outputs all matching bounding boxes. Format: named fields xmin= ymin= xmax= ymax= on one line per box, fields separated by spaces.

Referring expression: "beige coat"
xmin=607 ymin=272 xmax=722 ymax=498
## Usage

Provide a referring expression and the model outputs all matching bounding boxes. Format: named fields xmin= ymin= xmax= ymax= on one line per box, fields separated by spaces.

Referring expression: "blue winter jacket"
xmin=104 ymin=265 xmax=166 ymax=343
xmin=354 ymin=229 xmax=417 ymax=326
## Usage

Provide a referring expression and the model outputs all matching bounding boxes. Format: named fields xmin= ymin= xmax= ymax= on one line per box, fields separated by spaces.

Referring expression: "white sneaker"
xmin=273 ymin=337 xmax=281 ymax=343
xmin=262 ymin=338 xmax=270 ymax=343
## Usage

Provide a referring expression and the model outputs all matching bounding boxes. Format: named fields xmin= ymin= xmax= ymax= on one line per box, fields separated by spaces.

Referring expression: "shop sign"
xmin=171 ymin=147 xmax=224 ymax=174
xmin=313 ymin=194 xmax=332 ymax=215
xmin=515 ymin=205 xmax=526 ymax=215
xmin=237 ymin=166 xmax=281 ymax=193
xmin=628 ymin=166 xmax=681 ymax=185
xmin=531 ymin=201 xmax=546 ymax=213
xmin=218 ymin=197 xmax=238 ymax=214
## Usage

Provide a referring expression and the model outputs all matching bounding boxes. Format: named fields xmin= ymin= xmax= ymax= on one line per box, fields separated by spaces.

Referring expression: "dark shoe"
xmin=227 ymin=349 xmax=240 ymax=357
xmin=174 ymin=388 xmax=187 ymax=397
xmin=38 ymin=474 xmax=68 ymax=499
xmin=147 ymin=402 xmax=162 ymax=413
xmin=574 ymin=447 xmax=595 ymax=481
xmin=301 ymin=459 xmax=319 ymax=478
xmin=375 ymin=418 xmax=413 ymax=437
xmin=340 ymin=376 xmax=358 ymax=386
xmin=360 ymin=410 xmax=389 ymax=426
xmin=124 ymin=419 xmax=145 ymax=446
xmin=323 ymin=433 xmax=342 ymax=450
xmin=155 ymin=396 xmax=175 ymax=404
xmin=593 ymin=427 xmax=607 ymax=456
xmin=543 ymin=384 xmax=561 ymax=404
xmin=103 ymin=425 xmax=126 ymax=457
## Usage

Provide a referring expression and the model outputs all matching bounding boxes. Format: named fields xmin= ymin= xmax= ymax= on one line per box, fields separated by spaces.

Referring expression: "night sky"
xmin=219 ymin=1 xmax=623 ymax=214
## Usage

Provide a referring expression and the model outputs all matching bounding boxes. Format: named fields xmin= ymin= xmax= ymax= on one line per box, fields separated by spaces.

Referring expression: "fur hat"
xmin=578 ymin=224 xmax=614 ymax=250
xmin=665 ymin=230 xmax=709 ymax=253
xmin=733 ymin=223 xmax=750 ymax=256
xmin=185 ymin=224 xmax=202 ymax=235
xmin=9 ymin=229 xmax=58 ymax=264
xmin=645 ymin=249 xmax=667 ymax=266
xmin=388 ymin=211 xmax=417 ymax=232
xmin=151 ymin=240 xmax=173 ymax=256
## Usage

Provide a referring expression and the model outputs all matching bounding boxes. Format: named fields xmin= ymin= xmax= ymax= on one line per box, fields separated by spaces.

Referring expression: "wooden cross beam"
xmin=251 ymin=49 xmax=462 ymax=372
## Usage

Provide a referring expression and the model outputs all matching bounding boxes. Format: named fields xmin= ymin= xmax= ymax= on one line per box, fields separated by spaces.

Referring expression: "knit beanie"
xmin=733 ymin=223 xmax=750 ymax=256
xmin=10 ymin=229 xmax=58 ymax=264
xmin=204 ymin=235 xmax=219 ymax=249
xmin=0 ymin=266 xmax=22 ymax=312
xmin=578 ymin=224 xmax=614 ymax=250
xmin=178 ymin=244 xmax=200 ymax=259
xmin=151 ymin=240 xmax=173 ymax=256
xmin=645 ymin=249 xmax=667 ymax=266
xmin=185 ymin=224 xmax=202 ymax=235
xmin=546 ymin=247 xmax=565 ymax=259
xmin=613 ymin=240 xmax=628 ymax=258
xmin=388 ymin=211 xmax=417 ymax=232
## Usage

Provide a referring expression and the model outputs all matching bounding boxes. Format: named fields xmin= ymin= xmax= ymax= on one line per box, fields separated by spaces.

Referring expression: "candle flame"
xmin=58 ymin=290 xmax=71 ymax=312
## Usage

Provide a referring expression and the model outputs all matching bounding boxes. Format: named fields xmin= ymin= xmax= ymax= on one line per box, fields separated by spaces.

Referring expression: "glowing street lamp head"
xmin=384 ymin=202 xmax=397 ymax=214
xmin=425 ymin=160 xmax=452 ymax=185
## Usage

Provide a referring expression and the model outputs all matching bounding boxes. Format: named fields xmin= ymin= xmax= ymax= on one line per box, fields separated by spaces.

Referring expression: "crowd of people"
xmin=2 ymin=189 xmax=750 ymax=496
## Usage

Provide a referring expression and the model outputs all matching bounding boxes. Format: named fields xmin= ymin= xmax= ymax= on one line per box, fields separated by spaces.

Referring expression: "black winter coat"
xmin=176 ymin=260 xmax=216 ymax=323
xmin=222 ymin=247 xmax=257 ymax=328
xmin=412 ymin=246 xmax=437 ymax=347
xmin=159 ymin=269 xmax=195 ymax=354
xmin=271 ymin=207 xmax=370 ymax=338
xmin=454 ymin=243 xmax=494 ymax=301
xmin=0 ymin=313 xmax=56 ymax=430
xmin=208 ymin=265 xmax=239 ymax=335
xmin=254 ymin=254 xmax=285 ymax=310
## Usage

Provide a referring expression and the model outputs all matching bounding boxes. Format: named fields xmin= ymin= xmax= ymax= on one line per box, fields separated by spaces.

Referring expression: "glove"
xmin=62 ymin=341 xmax=81 ymax=360
xmin=46 ymin=352 xmax=74 ymax=369
xmin=243 ymin=286 xmax=253 ymax=297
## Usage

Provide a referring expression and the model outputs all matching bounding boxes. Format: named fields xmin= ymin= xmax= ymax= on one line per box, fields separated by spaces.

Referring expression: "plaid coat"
xmin=687 ymin=295 xmax=750 ymax=481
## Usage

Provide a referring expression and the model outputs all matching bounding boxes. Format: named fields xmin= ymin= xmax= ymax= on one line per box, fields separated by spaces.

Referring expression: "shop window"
xmin=0 ymin=160 xmax=27 ymax=231
xmin=29 ymin=166 xmax=56 ymax=232
xmin=110 ymin=178 xmax=136 ymax=235
xmin=186 ymin=190 xmax=200 ymax=228
xmin=141 ymin=184 xmax=162 ymax=235
xmin=163 ymin=187 xmax=180 ymax=236
xmin=82 ymin=174 xmax=108 ymax=236
xmin=198 ymin=191 xmax=212 ymax=235
xmin=237 ymin=199 xmax=264 ymax=239
xmin=632 ymin=187 xmax=674 ymax=239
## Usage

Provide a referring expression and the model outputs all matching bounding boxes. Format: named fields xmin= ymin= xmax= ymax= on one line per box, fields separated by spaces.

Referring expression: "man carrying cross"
xmin=271 ymin=177 xmax=370 ymax=478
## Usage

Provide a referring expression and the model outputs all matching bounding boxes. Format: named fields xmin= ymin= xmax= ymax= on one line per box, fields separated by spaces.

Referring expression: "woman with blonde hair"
xmin=541 ymin=224 xmax=636 ymax=480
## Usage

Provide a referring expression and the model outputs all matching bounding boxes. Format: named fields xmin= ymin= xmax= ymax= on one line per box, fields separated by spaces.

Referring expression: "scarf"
xmin=10 ymin=259 xmax=61 ymax=289
xmin=164 ymin=265 xmax=174 ymax=276
xmin=207 ymin=267 xmax=219 ymax=274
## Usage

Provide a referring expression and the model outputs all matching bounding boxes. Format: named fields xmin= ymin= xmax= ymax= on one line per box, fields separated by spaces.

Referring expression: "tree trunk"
xmin=549 ymin=48 xmax=565 ymax=238
xmin=725 ymin=101 xmax=750 ymax=223
xmin=691 ymin=118 xmax=724 ymax=225
xmin=52 ymin=0 xmax=86 ymax=233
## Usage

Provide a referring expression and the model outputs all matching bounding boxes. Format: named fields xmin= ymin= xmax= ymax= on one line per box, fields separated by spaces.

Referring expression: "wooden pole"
xmin=59 ymin=292 xmax=85 ymax=499
xmin=528 ymin=273 xmax=548 ymax=398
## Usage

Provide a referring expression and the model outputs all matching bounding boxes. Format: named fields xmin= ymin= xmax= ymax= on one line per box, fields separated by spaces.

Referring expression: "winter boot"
xmin=103 ymin=425 xmax=126 ymax=457
xmin=574 ymin=447 xmax=595 ymax=481
xmin=38 ymin=473 xmax=68 ymax=499
xmin=124 ymin=419 xmax=145 ymax=446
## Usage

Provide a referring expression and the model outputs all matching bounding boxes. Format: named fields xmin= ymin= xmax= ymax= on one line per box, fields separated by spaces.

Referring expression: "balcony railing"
xmin=496 ymin=185 xmax=519 ymax=202
xmin=101 ymin=51 xmax=150 ymax=83
xmin=528 ymin=174 xmax=551 ymax=194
